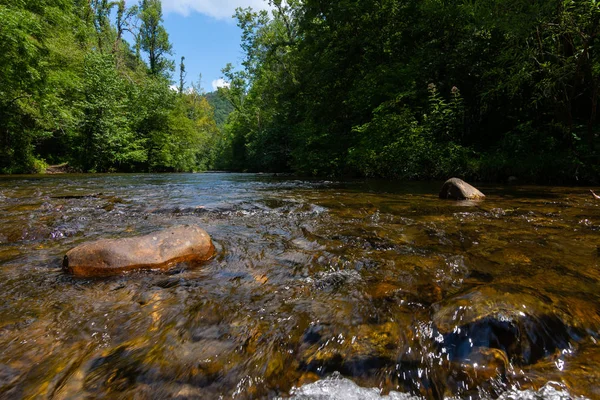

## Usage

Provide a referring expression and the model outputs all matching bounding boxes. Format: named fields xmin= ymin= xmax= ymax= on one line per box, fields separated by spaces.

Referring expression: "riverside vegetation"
xmin=1 ymin=0 xmax=221 ymax=174
xmin=2 ymin=0 xmax=600 ymax=183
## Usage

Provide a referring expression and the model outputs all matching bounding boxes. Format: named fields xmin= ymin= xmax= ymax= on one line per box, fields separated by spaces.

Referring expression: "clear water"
xmin=0 ymin=173 xmax=599 ymax=399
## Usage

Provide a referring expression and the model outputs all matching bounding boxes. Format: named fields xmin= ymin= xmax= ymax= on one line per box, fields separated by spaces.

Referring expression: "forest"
xmin=1 ymin=0 xmax=221 ymax=174
xmin=2 ymin=0 xmax=600 ymax=183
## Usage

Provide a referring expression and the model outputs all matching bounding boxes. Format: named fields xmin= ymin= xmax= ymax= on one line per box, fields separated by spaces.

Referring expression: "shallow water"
xmin=0 ymin=173 xmax=599 ymax=399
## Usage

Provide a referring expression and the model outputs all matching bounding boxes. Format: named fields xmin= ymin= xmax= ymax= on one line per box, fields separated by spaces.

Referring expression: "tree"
xmin=0 ymin=0 xmax=219 ymax=174
xmin=139 ymin=0 xmax=173 ymax=77
xmin=179 ymin=56 xmax=186 ymax=95
xmin=77 ymin=52 xmax=146 ymax=172
xmin=91 ymin=0 xmax=113 ymax=53
xmin=216 ymin=0 xmax=600 ymax=182
xmin=114 ymin=0 xmax=138 ymax=62
xmin=2 ymin=0 xmax=600 ymax=181
xmin=218 ymin=3 xmax=301 ymax=172
xmin=0 ymin=0 xmax=72 ymax=173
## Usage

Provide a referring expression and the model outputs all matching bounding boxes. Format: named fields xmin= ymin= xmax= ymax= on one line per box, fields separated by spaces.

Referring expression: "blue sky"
xmin=159 ymin=0 xmax=271 ymax=92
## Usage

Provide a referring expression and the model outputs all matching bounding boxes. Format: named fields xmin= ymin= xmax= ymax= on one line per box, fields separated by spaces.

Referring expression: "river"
xmin=0 ymin=173 xmax=599 ymax=399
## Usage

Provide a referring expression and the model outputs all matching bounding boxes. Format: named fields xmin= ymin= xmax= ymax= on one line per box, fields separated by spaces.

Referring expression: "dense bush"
xmin=218 ymin=0 xmax=600 ymax=183
xmin=0 ymin=0 xmax=221 ymax=173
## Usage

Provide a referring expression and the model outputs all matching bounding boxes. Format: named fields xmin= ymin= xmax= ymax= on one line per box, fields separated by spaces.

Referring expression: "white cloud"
xmin=170 ymin=84 xmax=201 ymax=94
xmin=161 ymin=0 xmax=271 ymax=20
xmin=212 ymin=78 xmax=230 ymax=91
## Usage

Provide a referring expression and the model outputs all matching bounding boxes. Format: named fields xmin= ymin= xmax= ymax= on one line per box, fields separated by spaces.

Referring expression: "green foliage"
xmin=0 ymin=0 xmax=220 ymax=174
xmin=150 ymin=91 xmax=220 ymax=172
xmin=217 ymin=0 xmax=600 ymax=183
xmin=217 ymin=3 xmax=300 ymax=173
xmin=139 ymin=0 xmax=173 ymax=77
xmin=204 ymin=91 xmax=234 ymax=128
xmin=4 ymin=0 xmax=600 ymax=181
xmin=77 ymin=52 xmax=146 ymax=172
xmin=0 ymin=0 xmax=68 ymax=173
xmin=349 ymin=86 xmax=474 ymax=180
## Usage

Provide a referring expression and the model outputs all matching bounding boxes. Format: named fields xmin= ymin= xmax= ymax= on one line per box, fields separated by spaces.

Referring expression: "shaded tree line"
xmin=0 ymin=0 xmax=220 ymax=173
xmin=218 ymin=0 xmax=600 ymax=183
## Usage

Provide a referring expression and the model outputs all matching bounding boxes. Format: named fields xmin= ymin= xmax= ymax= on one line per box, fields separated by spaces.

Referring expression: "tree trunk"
xmin=589 ymin=81 xmax=598 ymax=151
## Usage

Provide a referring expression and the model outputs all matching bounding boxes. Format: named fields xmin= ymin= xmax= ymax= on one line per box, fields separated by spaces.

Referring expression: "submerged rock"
xmin=63 ymin=225 xmax=215 ymax=277
xmin=439 ymin=178 xmax=485 ymax=200
xmin=298 ymin=320 xmax=421 ymax=384
xmin=432 ymin=284 xmax=587 ymax=365
xmin=445 ymin=346 xmax=509 ymax=397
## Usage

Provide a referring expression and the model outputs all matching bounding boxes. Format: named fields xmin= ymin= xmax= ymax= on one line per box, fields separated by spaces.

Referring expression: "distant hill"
xmin=204 ymin=91 xmax=234 ymax=128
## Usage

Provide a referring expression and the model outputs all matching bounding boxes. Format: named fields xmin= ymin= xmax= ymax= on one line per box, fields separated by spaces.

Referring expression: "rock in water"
xmin=439 ymin=178 xmax=485 ymax=200
xmin=64 ymin=225 xmax=215 ymax=277
xmin=431 ymin=284 xmax=594 ymax=366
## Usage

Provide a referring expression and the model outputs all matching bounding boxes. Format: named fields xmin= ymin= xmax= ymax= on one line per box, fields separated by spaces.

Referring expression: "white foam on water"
xmin=496 ymin=381 xmax=588 ymax=400
xmin=285 ymin=373 xmax=415 ymax=400
xmin=283 ymin=374 xmax=588 ymax=400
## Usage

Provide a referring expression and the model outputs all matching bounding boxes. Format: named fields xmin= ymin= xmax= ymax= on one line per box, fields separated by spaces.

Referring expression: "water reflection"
xmin=0 ymin=173 xmax=599 ymax=399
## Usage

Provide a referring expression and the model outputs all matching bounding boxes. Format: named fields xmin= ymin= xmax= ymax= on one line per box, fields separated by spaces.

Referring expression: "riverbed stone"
xmin=444 ymin=346 xmax=509 ymax=397
xmin=64 ymin=225 xmax=215 ymax=277
xmin=439 ymin=178 xmax=485 ymax=200
xmin=298 ymin=320 xmax=418 ymax=379
xmin=432 ymin=284 xmax=584 ymax=365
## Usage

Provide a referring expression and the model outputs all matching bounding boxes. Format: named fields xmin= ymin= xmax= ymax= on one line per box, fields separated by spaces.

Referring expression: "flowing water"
xmin=0 ymin=173 xmax=599 ymax=399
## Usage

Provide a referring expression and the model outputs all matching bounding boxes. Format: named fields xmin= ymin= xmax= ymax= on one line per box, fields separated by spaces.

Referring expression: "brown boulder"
xmin=63 ymin=225 xmax=215 ymax=277
xmin=439 ymin=178 xmax=485 ymax=200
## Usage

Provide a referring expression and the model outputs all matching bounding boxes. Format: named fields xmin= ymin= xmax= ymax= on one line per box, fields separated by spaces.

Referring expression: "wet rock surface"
xmin=433 ymin=285 xmax=578 ymax=363
xmin=64 ymin=225 xmax=215 ymax=277
xmin=439 ymin=177 xmax=486 ymax=200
